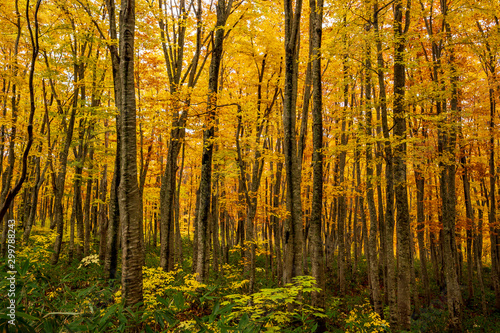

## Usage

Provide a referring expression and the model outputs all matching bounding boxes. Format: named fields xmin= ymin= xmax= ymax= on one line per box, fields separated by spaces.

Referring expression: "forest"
xmin=0 ymin=0 xmax=499 ymax=332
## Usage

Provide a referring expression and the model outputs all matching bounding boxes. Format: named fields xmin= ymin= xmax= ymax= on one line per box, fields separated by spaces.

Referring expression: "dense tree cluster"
xmin=1 ymin=0 xmax=499 ymax=331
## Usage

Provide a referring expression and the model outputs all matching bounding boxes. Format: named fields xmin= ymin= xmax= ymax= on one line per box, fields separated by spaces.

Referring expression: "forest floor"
xmin=1 ymin=227 xmax=500 ymax=332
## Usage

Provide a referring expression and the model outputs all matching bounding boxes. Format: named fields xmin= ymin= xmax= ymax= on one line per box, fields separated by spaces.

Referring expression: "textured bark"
xmin=374 ymin=0 xmax=397 ymax=324
xmin=283 ymin=0 xmax=304 ymax=284
xmin=393 ymin=1 xmax=412 ymax=329
xmin=438 ymin=3 xmax=463 ymax=329
xmin=118 ymin=0 xmax=144 ymax=311
xmin=309 ymin=0 xmax=325 ymax=309
xmin=337 ymin=12 xmax=349 ymax=296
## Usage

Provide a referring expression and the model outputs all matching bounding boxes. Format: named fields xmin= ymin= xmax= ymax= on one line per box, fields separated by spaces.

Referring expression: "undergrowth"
xmin=1 ymin=227 xmax=499 ymax=332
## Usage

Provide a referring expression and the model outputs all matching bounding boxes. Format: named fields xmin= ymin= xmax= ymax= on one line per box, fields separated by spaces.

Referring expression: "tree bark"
xmin=195 ymin=0 xmax=233 ymax=282
xmin=363 ymin=17 xmax=382 ymax=316
xmin=283 ymin=0 xmax=304 ymax=284
xmin=104 ymin=0 xmax=121 ymax=280
xmin=393 ymin=0 xmax=411 ymax=329
xmin=118 ymin=0 xmax=144 ymax=311
xmin=309 ymin=0 xmax=325 ymax=309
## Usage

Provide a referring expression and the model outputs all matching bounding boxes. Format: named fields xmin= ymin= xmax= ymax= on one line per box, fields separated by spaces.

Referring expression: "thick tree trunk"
xmin=118 ymin=0 xmax=144 ymax=310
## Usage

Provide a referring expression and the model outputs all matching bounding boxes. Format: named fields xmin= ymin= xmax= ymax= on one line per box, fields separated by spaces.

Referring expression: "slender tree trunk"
xmin=283 ymin=0 xmax=304 ymax=285
xmin=460 ymin=135 xmax=474 ymax=303
xmin=23 ymin=108 xmax=49 ymax=243
xmin=195 ymin=0 xmax=232 ymax=282
xmin=414 ymin=167 xmax=430 ymax=306
xmin=337 ymin=12 xmax=350 ymax=296
xmin=363 ymin=19 xmax=382 ymax=315
xmin=393 ymin=1 xmax=411 ymax=329
xmin=50 ymin=66 xmax=79 ymax=265
xmin=438 ymin=5 xmax=463 ymax=329
xmin=0 ymin=0 xmax=23 ymax=253
xmin=98 ymin=164 xmax=108 ymax=261
xmin=375 ymin=0 xmax=396 ymax=324
xmin=309 ymin=0 xmax=325 ymax=309
xmin=159 ymin=0 xmax=202 ymax=272
xmin=104 ymin=0 xmax=121 ymax=280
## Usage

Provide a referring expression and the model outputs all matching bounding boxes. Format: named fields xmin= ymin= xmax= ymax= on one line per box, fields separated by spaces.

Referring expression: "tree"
xmin=118 ymin=0 xmax=144 ymax=310
xmin=156 ymin=0 xmax=204 ymax=272
xmin=195 ymin=0 xmax=234 ymax=283
xmin=0 ymin=0 xmax=39 ymax=254
xmin=309 ymin=0 xmax=325 ymax=309
xmin=393 ymin=0 xmax=412 ymax=329
xmin=283 ymin=0 xmax=304 ymax=285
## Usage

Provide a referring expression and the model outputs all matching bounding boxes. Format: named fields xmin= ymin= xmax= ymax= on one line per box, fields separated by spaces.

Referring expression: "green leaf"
xmin=16 ymin=311 xmax=40 ymax=321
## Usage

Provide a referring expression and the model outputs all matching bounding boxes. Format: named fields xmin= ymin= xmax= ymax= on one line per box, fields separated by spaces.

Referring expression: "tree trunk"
xmin=283 ymin=0 xmax=304 ymax=285
xmin=50 ymin=63 xmax=79 ymax=265
xmin=393 ymin=1 xmax=411 ymax=329
xmin=309 ymin=0 xmax=325 ymax=309
xmin=363 ymin=19 xmax=382 ymax=316
xmin=195 ymin=0 xmax=232 ymax=283
xmin=118 ymin=0 xmax=144 ymax=310
xmin=104 ymin=0 xmax=121 ymax=281
xmin=414 ymin=168 xmax=431 ymax=306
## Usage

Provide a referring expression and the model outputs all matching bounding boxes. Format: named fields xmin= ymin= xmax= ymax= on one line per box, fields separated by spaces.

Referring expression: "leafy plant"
xmin=344 ymin=301 xmax=390 ymax=333
xmin=221 ymin=276 xmax=326 ymax=332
